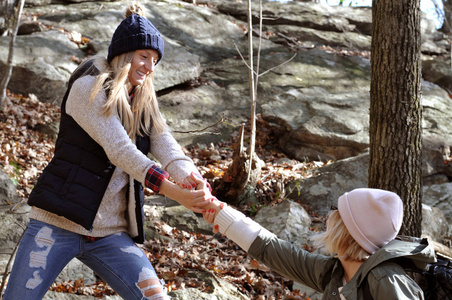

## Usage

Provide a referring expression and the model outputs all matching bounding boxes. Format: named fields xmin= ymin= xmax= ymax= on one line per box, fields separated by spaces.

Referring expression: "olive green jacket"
xmin=248 ymin=231 xmax=436 ymax=300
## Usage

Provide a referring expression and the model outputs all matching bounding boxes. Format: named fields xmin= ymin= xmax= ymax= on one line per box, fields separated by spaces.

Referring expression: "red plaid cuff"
xmin=145 ymin=165 xmax=169 ymax=193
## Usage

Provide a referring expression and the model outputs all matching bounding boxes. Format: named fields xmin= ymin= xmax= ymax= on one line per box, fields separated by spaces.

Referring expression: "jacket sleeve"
xmin=249 ymin=229 xmax=335 ymax=292
xmin=66 ymin=75 xmax=156 ymax=185
xmin=367 ymin=263 xmax=424 ymax=300
xmin=215 ymin=206 xmax=334 ymax=292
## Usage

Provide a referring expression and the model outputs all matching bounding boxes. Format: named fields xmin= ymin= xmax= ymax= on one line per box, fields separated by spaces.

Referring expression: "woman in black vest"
xmin=4 ymin=3 xmax=211 ymax=299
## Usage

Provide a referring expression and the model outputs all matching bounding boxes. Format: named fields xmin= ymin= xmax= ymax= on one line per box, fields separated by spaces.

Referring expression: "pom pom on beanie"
xmin=107 ymin=4 xmax=164 ymax=64
xmin=338 ymin=188 xmax=403 ymax=254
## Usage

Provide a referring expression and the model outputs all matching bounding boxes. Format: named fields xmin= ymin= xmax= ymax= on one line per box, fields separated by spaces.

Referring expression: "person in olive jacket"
xmin=4 ymin=3 xmax=212 ymax=300
xmin=203 ymin=186 xmax=436 ymax=300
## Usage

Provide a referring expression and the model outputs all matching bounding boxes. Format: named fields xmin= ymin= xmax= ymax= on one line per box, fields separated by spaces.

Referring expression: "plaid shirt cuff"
xmin=145 ymin=165 xmax=169 ymax=193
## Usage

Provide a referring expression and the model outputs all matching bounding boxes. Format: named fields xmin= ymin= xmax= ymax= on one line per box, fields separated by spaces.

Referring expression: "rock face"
xmin=2 ymin=0 xmax=451 ymax=155
xmin=1 ymin=0 xmax=452 ymax=299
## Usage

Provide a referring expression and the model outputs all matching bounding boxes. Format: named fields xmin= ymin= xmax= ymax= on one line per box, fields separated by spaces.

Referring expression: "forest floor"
xmin=0 ymin=91 xmax=326 ymax=299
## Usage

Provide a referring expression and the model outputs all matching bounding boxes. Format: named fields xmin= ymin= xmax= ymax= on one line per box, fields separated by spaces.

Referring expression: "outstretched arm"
xmin=200 ymin=187 xmax=333 ymax=292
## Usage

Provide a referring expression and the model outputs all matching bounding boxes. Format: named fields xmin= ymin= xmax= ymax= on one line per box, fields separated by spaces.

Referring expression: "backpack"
xmin=400 ymin=252 xmax=452 ymax=300
xmin=363 ymin=237 xmax=452 ymax=300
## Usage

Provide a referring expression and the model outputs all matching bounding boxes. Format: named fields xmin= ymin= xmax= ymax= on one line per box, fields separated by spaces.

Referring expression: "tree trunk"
xmin=369 ymin=0 xmax=422 ymax=237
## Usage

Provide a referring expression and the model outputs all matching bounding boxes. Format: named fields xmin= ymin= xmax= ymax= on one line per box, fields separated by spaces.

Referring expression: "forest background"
xmin=1 ymin=0 xmax=452 ymax=299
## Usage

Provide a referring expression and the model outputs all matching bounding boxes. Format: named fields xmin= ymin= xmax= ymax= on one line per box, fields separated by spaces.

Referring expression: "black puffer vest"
xmin=28 ymin=59 xmax=150 ymax=243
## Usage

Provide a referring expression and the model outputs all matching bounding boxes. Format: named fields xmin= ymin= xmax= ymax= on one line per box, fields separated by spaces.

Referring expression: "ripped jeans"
xmin=3 ymin=219 xmax=170 ymax=300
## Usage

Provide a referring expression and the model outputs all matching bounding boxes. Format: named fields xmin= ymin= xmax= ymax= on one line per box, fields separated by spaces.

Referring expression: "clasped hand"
xmin=175 ymin=173 xmax=225 ymax=233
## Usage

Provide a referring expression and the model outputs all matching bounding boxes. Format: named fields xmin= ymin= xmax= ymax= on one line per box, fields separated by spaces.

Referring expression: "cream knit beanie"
xmin=337 ymin=188 xmax=403 ymax=254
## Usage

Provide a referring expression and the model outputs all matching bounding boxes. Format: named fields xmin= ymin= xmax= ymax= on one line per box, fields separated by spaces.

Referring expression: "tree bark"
xmin=369 ymin=0 xmax=422 ymax=236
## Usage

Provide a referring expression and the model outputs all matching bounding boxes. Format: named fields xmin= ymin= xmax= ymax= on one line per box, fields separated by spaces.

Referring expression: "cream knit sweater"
xmin=30 ymin=71 xmax=198 ymax=237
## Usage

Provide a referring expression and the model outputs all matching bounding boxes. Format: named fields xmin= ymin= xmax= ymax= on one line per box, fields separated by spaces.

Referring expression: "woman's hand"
xmin=201 ymin=198 xmax=226 ymax=234
xmin=177 ymin=175 xmax=197 ymax=190
xmin=203 ymin=207 xmax=220 ymax=234
xmin=177 ymin=173 xmax=212 ymax=192
xmin=159 ymin=179 xmax=211 ymax=213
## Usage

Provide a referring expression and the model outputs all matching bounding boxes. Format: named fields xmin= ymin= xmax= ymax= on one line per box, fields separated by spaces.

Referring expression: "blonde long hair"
xmin=89 ymin=3 xmax=167 ymax=137
xmin=311 ymin=210 xmax=370 ymax=262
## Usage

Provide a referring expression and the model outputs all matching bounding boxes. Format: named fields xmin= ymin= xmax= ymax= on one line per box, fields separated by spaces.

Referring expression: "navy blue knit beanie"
xmin=107 ymin=13 xmax=164 ymax=64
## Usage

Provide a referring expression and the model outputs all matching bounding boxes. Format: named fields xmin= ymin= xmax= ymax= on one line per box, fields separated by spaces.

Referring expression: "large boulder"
xmin=0 ymin=30 xmax=83 ymax=104
xmin=254 ymin=199 xmax=313 ymax=249
xmin=423 ymin=182 xmax=452 ymax=236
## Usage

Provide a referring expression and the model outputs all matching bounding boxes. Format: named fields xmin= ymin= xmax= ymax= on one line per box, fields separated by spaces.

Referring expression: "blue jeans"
xmin=3 ymin=219 xmax=170 ymax=299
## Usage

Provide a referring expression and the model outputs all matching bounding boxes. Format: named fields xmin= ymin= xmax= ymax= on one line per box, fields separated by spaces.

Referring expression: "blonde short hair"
xmin=311 ymin=210 xmax=370 ymax=261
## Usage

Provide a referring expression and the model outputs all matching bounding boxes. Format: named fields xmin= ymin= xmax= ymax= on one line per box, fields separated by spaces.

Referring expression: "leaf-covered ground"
xmin=1 ymin=91 xmax=324 ymax=299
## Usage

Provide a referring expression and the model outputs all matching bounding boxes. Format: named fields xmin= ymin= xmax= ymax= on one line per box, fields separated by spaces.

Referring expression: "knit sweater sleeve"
xmin=215 ymin=206 xmax=263 ymax=251
xmin=66 ymin=75 xmax=156 ymax=185
xmin=149 ymin=125 xmax=199 ymax=183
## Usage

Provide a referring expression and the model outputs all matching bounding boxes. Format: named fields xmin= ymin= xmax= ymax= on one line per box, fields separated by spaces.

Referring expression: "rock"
xmin=421 ymin=204 xmax=449 ymax=244
xmin=3 ymin=0 xmax=451 ymax=155
xmin=145 ymin=201 xmax=213 ymax=235
xmin=423 ymin=182 xmax=452 ymax=236
xmin=0 ymin=170 xmax=20 ymax=205
xmin=423 ymin=58 xmax=452 ymax=94
xmin=258 ymin=48 xmax=371 ymax=161
xmin=254 ymin=199 xmax=313 ymax=248
xmin=215 ymin=0 xmax=373 ymax=36
xmin=0 ymin=173 xmax=30 ymax=289
xmin=2 ymin=0 xmax=248 ymax=104
xmin=55 ymin=259 xmax=97 ymax=286
xmin=154 ymin=42 xmax=201 ymax=91
xmin=18 ymin=22 xmax=42 ymax=35
xmin=0 ymin=204 xmax=30 ymax=280
xmin=0 ymin=171 xmax=28 ymax=277
xmin=25 ymin=0 xmax=52 ymax=7
xmin=286 ymin=152 xmax=369 ymax=216
xmin=0 ymin=30 xmax=84 ymax=104
xmin=159 ymin=82 xmax=251 ymax=147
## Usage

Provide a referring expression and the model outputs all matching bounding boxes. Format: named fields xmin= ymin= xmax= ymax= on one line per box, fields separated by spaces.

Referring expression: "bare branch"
xmin=258 ymin=52 xmax=298 ymax=78
xmin=0 ymin=0 xmax=26 ymax=110
xmin=277 ymin=32 xmax=299 ymax=44
xmin=172 ymin=113 xmax=229 ymax=135
xmin=234 ymin=42 xmax=258 ymax=76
